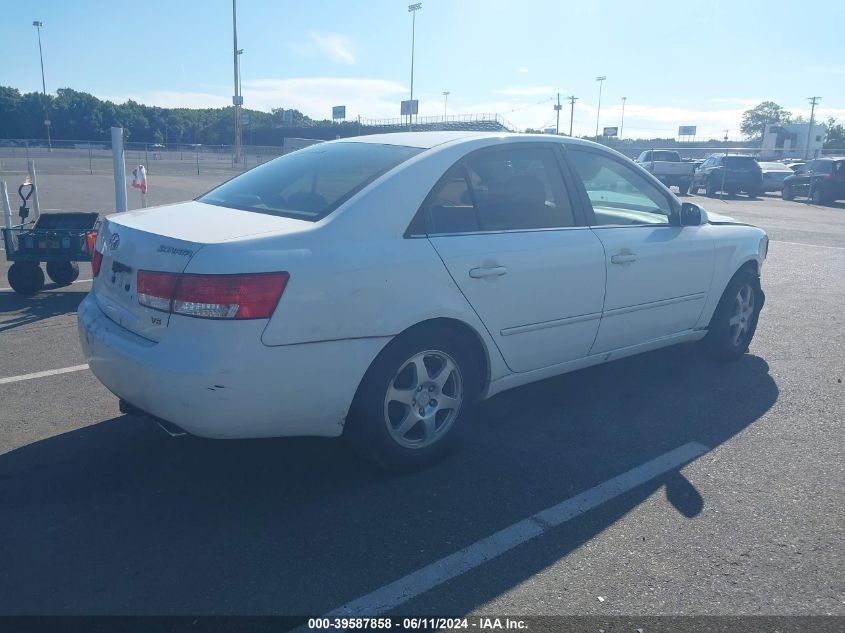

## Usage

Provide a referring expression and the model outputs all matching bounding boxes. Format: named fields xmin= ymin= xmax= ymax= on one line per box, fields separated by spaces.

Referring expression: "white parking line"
xmin=771 ymin=240 xmax=845 ymax=250
xmin=0 ymin=278 xmax=92 ymax=292
xmin=0 ymin=364 xmax=89 ymax=385
xmin=328 ymin=441 xmax=709 ymax=616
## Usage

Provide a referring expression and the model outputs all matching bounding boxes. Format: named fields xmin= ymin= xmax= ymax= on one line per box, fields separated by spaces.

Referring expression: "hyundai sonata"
xmin=79 ymin=132 xmax=767 ymax=469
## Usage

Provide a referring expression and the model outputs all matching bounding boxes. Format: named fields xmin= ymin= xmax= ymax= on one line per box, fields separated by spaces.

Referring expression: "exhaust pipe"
xmin=118 ymin=399 xmax=188 ymax=437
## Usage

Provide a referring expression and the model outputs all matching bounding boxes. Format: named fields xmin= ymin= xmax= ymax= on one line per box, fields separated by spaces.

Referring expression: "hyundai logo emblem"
xmin=108 ymin=233 xmax=120 ymax=250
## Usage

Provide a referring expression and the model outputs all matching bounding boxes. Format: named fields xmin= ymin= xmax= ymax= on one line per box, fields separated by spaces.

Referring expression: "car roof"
xmin=328 ymin=131 xmax=612 ymax=151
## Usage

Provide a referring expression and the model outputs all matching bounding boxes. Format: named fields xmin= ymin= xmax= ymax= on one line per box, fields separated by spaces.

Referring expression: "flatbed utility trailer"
xmin=2 ymin=212 xmax=99 ymax=295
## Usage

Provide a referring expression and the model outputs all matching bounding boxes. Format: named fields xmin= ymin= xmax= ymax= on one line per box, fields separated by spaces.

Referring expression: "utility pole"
xmin=723 ymin=129 xmax=729 ymax=142
xmin=554 ymin=93 xmax=562 ymax=135
xmin=567 ymin=95 xmax=578 ymax=136
xmin=806 ymin=96 xmax=820 ymax=160
xmin=232 ymin=0 xmax=242 ymax=166
xmin=620 ymin=96 xmax=627 ymax=139
xmin=594 ymin=76 xmax=606 ymax=138
xmin=443 ymin=91 xmax=449 ymax=118
xmin=32 ymin=21 xmax=51 ymax=151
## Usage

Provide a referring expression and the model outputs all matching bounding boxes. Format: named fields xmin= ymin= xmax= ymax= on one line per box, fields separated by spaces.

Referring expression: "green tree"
xmin=824 ymin=117 xmax=845 ymax=149
xmin=740 ymin=101 xmax=793 ymax=140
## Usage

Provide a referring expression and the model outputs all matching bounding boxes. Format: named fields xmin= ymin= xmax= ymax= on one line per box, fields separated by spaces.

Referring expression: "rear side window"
xmin=814 ymin=160 xmax=833 ymax=174
xmin=421 ymin=146 xmax=576 ymax=234
xmin=651 ymin=151 xmax=679 ymax=161
xmin=199 ymin=142 xmax=422 ymax=221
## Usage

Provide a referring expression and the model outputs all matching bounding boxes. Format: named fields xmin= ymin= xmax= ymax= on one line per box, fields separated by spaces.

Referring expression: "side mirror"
xmin=680 ymin=202 xmax=703 ymax=226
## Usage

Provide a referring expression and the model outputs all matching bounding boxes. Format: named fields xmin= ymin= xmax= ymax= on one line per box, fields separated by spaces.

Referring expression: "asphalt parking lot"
xmin=0 ymin=182 xmax=843 ymax=618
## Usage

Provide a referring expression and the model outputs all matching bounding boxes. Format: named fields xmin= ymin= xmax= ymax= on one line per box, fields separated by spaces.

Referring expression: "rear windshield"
xmin=199 ymin=142 xmax=423 ymax=221
xmin=651 ymin=151 xmax=680 ymax=161
xmin=724 ymin=156 xmax=759 ymax=168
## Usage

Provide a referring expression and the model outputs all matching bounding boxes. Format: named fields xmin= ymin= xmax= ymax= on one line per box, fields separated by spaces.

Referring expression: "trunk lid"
xmin=92 ymin=201 xmax=313 ymax=341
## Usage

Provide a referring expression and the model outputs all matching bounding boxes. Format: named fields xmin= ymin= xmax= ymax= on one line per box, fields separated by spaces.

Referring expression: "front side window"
xmin=813 ymin=160 xmax=833 ymax=174
xmin=567 ymin=149 xmax=673 ymax=226
xmin=199 ymin=142 xmax=422 ymax=221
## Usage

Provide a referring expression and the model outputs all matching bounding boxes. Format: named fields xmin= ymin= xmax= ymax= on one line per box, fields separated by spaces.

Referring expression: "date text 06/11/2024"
xmin=307 ymin=617 xmax=528 ymax=630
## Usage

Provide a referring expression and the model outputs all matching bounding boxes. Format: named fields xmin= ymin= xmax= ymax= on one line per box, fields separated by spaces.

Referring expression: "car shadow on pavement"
xmin=0 ymin=288 xmax=87 ymax=333
xmin=0 ymin=343 xmax=778 ymax=616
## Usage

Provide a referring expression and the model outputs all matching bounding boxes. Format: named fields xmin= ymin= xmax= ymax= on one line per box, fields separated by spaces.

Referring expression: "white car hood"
xmin=105 ymin=200 xmax=313 ymax=243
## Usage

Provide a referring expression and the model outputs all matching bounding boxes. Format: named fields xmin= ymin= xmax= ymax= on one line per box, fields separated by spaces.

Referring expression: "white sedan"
xmin=78 ymin=132 xmax=768 ymax=469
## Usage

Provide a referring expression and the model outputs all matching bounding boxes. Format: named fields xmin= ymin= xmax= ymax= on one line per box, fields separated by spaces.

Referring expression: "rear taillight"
xmin=137 ymin=270 xmax=179 ymax=312
xmin=136 ymin=271 xmax=288 ymax=320
xmin=91 ymin=250 xmax=103 ymax=277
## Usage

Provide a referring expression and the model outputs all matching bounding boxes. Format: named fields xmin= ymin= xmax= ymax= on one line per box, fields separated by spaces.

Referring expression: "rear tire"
xmin=8 ymin=261 xmax=45 ymax=296
xmin=746 ymin=186 xmax=759 ymax=199
xmin=782 ymin=184 xmax=794 ymax=200
xmin=679 ymin=180 xmax=691 ymax=195
xmin=46 ymin=261 xmax=80 ymax=286
xmin=701 ymin=268 xmax=763 ymax=360
xmin=810 ymin=188 xmax=827 ymax=205
xmin=344 ymin=324 xmax=482 ymax=471
xmin=706 ymin=179 xmax=717 ymax=197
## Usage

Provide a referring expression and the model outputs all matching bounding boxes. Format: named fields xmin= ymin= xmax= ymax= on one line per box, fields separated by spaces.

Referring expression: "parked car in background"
xmin=78 ymin=132 xmax=768 ymax=470
xmin=690 ymin=154 xmax=763 ymax=198
xmin=784 ymin=161 xmax=806 ymax=172
xmin=635 ymin=149 xmax=695 ymax=194
xmin=758 ymin=161 xmax=795 ymax=193
xmin=782 ymin=157 xmax=845 ymax=205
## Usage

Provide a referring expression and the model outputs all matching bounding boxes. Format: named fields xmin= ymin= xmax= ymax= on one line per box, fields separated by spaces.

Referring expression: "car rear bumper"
xmin=77 ymin=293 xmax=389 ymax=439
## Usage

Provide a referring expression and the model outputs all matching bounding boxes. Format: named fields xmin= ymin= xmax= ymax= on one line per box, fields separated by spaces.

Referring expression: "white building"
xmin=761 ymin=122 xmax=827 ymax=160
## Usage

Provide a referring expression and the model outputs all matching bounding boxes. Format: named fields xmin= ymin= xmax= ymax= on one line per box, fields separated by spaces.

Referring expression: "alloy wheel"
xmin=383 ymin=350 xmax=463 ymax=449
xmin=728 ymin=284 xmax=755 ymax=347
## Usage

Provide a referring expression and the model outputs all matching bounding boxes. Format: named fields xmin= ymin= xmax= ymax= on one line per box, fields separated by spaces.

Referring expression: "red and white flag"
xmin=131 ymin=165 xmax=148 ymax=194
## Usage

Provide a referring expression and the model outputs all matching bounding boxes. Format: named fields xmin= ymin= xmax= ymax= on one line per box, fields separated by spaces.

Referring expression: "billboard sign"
xmin=603 ymin=126 xmax=618 ymax=137
xmin=678 ymin=125 xmax=697 ymax=136
xmin=401 ymin=99 xmax=419 ymax=116
xmin=332 ymin=105 xmax=346 ymax=120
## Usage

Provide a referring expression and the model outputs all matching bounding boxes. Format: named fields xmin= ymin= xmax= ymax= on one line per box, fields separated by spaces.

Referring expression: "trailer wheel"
xmin=46 ymin=261 xmax=80 ymax=286
xmin=8 ymin=262 xmax=45 ymax=296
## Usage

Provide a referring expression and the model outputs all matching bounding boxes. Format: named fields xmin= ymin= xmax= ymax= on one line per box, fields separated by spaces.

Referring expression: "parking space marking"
xmin=771 ymin=240 xmax=845 ymax=250
xmin=328 ymin=441 xmax=709 ymax=616
xmin=0 ymin=364 xmax=90 ymax=385
xmin=0 ymin=278 xmax=92 ymax=292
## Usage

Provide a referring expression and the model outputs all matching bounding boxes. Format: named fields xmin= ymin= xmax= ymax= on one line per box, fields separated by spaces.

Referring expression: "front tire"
xmin=701 ymin=268 xmax=763 ymax=360
xmin=345 ymin=325 xmax=481 ymax=470
xmin=706 ymin=179 xmax=718 ymax=197
xmin=46 ymin=261 xmax=80 ymax=286
xmin=782 ymin=185 xmax=794 ymax=200
xmin=8 ymin=261 xmax=45 ymax=296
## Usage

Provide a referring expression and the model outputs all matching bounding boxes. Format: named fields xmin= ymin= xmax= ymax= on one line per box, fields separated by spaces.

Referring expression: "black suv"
xmin=690 ymin=154 xmax=763 ymax=198
xmin=781 ymin=157 xmax=845 ymax=205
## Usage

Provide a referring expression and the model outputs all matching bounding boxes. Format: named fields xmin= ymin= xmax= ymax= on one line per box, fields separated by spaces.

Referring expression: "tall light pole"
xmin=567 ymin=95 xmax=578 ymax=136
xmin=620 ymin=96 xmax=627 ymax=139
xmin=594 ymin=76 xmax=606 ymax=138
xmin=806 ymin=96 xmax=820 ymax=160
xmin=443 ymin=91 xmax=449 ymax=118
xmin=408 ymin=3 xmax=421 ymax=127
xmin=32 ymin=21 xmax=51 ymax=151
xmin=232 ymin=0 xmax=242 ymax=165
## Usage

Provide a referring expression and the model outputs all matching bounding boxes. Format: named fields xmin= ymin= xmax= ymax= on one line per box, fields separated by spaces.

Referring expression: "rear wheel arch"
xmin=380 ymin=318 xmax=491 ymax=397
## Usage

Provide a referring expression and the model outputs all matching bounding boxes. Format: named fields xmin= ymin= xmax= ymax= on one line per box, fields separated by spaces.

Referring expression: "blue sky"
xmin=2 ymin=0 xmax=844 ymax=139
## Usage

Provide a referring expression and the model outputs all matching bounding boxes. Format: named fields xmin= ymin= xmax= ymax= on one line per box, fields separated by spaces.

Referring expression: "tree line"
xmin=0 ymin=86 xmax=328 ymax=145
xmin=2 ymin=87 xmax=843 ymax=148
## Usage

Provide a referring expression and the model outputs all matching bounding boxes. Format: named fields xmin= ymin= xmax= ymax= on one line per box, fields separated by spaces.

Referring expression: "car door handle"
xmin=469 ymin=266 xmax=507 ymax=278
xmin=610 ymin=253 xmax=637 ymax=265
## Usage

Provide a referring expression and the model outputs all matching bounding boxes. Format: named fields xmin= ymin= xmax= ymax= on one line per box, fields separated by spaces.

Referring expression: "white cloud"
xmin=100 ymin=91 xmax=229 ymax=109
xmin=290 ymin=32 xmax=356 ymax=65
xmin=243 ymin=77 xmax=406 ymax=119
xmin=518 ymin=67 xmax=529 ymax=74
xmin=492 ymin=86 xmax=556 ymax=96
